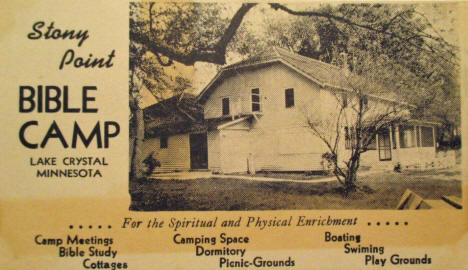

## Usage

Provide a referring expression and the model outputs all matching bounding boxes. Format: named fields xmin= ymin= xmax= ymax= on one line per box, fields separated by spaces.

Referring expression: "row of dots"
xmin=69 ymin=225 xmax=112 ymax=229
xmin=368 ymin=221 xmax=408 ymax=226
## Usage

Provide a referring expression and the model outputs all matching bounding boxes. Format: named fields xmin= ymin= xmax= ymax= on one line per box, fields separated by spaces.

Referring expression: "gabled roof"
xmin=144 ymin=93 xmax=203 ymax=129
xmin=197 ymin=47 xmax=408 ymax=107
xmin=143 ymin=93 xmax=254 ymax=138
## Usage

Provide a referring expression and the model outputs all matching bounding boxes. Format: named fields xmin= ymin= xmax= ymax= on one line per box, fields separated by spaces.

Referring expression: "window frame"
xmin=222 ymin=97 xmax=230 ymax=116
xmin=399 ymin=125 xmax=416 ymax=148
xmin=285 ymin=88 xmax=295 ymax=108
xmin=421 ymin=126 xmax=435 ymax=147
xmin=251 ymin=88 xmax=261 ymax=112
xmin=160 ymin=135 xmax=168 ymax=149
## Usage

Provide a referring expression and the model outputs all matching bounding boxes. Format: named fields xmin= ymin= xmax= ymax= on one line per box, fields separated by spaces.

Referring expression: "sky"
xmin=140 ymin=2 xmax=459 ymax=108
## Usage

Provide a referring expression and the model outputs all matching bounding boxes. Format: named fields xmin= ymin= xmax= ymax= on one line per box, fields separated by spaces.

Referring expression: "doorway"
xmin=190 ymin=133 xmax=208 ymax=169
xmin=378 ymin=131 xmax=392 ymax=161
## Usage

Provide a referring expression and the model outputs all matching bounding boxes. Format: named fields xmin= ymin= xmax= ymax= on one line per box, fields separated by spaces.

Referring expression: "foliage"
xmin=263 ymin=3 xmax=459 ymax=144
xmin=142 ymin=152 xmax=160 ymax=176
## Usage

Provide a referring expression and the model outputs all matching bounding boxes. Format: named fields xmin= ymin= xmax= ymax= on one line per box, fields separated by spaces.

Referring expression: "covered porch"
xmin=361 ymin=120 xmax=439 ymax=169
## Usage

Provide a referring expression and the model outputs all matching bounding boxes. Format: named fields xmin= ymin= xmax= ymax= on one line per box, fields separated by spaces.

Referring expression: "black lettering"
xmin=71 ymin=122 xmax=102 ymax=148
xmin=19 ymin=121 xmax=38 ymax=149
xmin=63 ymin=86 xmax=80 ymax=113
xmin=27 ymin=21 xmax=44 ymax=40
xmin=19 ymin=86 xmax=35 ymax=112
xmin=59 ymin=49 xmax=74 ymax=70
xmin=104 ymin=122 xmax=120 ymax=148
xmin=45 ymin=86 xmax=61 ymax=112
xmin=40 ymin=121 xmax=68 ymax=148
xmin=82 ymin=86 xmax=97 ymax=113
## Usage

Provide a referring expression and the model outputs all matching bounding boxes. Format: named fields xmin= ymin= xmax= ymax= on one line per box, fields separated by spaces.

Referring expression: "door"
xmin=190 ymin=133 xmax=208 ymax=169
xmin=378 ymin=131 xmax=392 ymax=161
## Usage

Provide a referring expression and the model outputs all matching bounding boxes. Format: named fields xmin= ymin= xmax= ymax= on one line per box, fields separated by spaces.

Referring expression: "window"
xmin=345 ymin=127 xmax=351 ymax=149
xmin=251 ymin=88 xmax=261 ymax=112
xmin=160 ymin=135 xmax=168 ymax=149
xmin=399 ymin=125 xmax=415 ymax=148
xmin=222 ymin=97 xmax=230 ymax=115
xmin=285 ymin=88 xmax=294 ymax=108
xmin=421 ymin=126 xmax=434 ymax=147
xmin=344 ymin=127 xmax=358 ymax=149
xmin=345 ymin=127 xmax=376 ymax=150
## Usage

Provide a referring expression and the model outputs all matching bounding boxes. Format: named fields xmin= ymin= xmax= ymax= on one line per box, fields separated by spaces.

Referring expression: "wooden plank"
xmin=396 ymin=189 xmax=424 ymax=210
xmin=422 ymin=200 xmax=454 ymax=209
xmin=442 ymin=196 xmax=462 ymax=209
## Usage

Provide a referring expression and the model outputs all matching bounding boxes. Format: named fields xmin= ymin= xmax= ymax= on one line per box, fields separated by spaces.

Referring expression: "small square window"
xmin=285 ymin=88 xmax=294 ymax=108
xmin=160 ymin=136 xmax=168 ymax=148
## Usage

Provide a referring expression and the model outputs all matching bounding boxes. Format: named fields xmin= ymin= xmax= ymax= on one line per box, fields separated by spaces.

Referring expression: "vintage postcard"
xmin=0 ymin=1 xmax=466 ymax=269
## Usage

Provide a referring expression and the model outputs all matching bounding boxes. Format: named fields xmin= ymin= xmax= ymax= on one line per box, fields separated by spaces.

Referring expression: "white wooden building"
xmin=143 ymin=47 xmax=438 ymax=174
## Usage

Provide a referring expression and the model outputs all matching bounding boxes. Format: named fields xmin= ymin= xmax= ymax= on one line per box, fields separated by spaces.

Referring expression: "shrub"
xmin=143 ymin=152 xmax=160 ymax=176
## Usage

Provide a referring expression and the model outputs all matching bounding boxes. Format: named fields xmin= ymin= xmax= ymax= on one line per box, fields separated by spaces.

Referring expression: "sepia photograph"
xmin=128 ymin=2 xmax=461 ymax=211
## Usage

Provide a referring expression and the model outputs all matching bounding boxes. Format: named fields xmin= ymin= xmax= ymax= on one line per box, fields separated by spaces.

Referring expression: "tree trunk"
xmin=130 ymin=105 xmax=145 ymax=180
xmin=344 ymin=153 xmax=361 ymax=193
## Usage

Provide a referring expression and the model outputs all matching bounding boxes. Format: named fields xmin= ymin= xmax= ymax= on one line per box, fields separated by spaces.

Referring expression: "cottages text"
xmin=27 ymin=21 xmax=115 ymax=70
xmin=18 ymin=85 xmax=120 ymax=149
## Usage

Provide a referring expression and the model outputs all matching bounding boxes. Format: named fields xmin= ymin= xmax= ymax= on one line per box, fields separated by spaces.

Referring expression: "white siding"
xmin=204 ymin=63 xmax=333 ymax=172
xmin=219 ymin=129 xmax=250 ymax=173
xmin=207 ymin=131 xmax=221 ymax=172
xmin=201 ymin=62 xmax=431 ymax=173
xmin=142 ymin=134 xmax=191 ymax=173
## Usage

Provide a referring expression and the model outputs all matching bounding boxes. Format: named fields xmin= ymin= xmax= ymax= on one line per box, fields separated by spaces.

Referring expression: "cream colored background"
xmin=0 ymin=1 xmax=467 ymax=269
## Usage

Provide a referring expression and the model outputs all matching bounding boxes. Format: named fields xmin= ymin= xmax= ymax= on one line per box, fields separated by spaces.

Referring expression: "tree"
xmin=306 ymin=53 xmax=412 ymax=193
xmin=129 ymin=2 xmax=257 ymax=179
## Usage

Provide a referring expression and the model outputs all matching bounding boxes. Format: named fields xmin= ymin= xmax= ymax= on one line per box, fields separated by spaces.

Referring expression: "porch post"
xmin=394 ymin=125 xmax=401 ymax=163
xmin=413 ymin=125 xmax=418 ymax=148
xmin=389 ymin=125 xmax=396 ymax=161
xmin=432 ymin=126 xmax=437 ymax=151
xmin=413 ymin=125 xmax=420 ymax=167
xmin=418 ymin=126 xmax=423 ymax=148
xmin=376 ymin=133 xmax=380 ymax=155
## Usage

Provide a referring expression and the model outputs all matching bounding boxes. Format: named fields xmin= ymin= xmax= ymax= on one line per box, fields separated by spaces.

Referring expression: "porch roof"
xmin=404 ymin=119 xmax=441 ymax=127
xmin=145 ymin=115 xmax=253 ymax=138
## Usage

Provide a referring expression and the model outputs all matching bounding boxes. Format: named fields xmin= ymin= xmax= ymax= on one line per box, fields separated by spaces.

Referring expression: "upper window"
xmin=160 ymin=135 xmax=168 ymax=149
xmin=251 ymin=88 xmax=261 ymax=112
xmin=222 ymin=97 xmax=230 ymax=115
xmin=285 ymin=88 xmax=294 ymax=108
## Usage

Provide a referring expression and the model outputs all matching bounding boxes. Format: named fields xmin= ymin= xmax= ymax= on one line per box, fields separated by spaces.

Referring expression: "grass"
xmin=226 ymin=171 xmax=330 ymax=180
xmin=129 ymin=169 xmax=461 ymax=211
